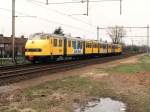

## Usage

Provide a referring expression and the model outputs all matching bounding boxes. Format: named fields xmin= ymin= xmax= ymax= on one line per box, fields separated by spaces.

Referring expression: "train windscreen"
xmin=29 ymin=33 xmax=48 ymax=40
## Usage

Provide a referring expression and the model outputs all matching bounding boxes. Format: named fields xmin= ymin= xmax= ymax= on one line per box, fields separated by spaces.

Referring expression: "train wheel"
xmin=31 ymin=60 xmax=36 ymax=64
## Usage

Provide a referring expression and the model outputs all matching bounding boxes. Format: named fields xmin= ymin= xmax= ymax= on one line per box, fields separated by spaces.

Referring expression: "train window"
xmin=68 ymin=40 xmax=71 ymax=47
xmin=86 ymin=43 xmax=88 ymax=48
xmin=100 ymin=44 xmax=103 ymax=48
xmin=102 ymin=45 xmax=104 ymax=49
xmin=72 ymin=41 xmax=74 ymax=48
xmin=93 ymin=44 xmax=97 ymax=48
xmin=77 ymin=41 xmax=82 ymax=49
xmin=93 ymin=44 xmax=94 ymax=48
xmin=112 ymin=45 xmax=115 ymax=49
xmin=54 ymin=39 xmax=57 ymax=47
xmin=116 ymin=45 xmax=118 ymax=49
xmin=87 ymin=43 xmax=91 ymax=48
xmin=72 ymin=41 xmax=76 ymax=48
xmin=59 ymin=40 xmax=62 ymax=47
xmin=86 ymin=43 xmax=89 ymax=48
xmin=89 ymin=43 xmax=92 ymax=48
xmin=72 ymin=41 xmax=74 ymax=47
xmin=101 ymin=44 xmax=106 ymax=49
xmin=29 ymin=34 xmax=48 ymax=40
xmin=51 ymin=39 xmax=52 ymax=44
xmin=80 ymin=42 xmax=82 ymax=49
xmin=77 ymin=41 xmax=80 ymax=49
xmin=77 ymin=41 xmax=79 ymax=49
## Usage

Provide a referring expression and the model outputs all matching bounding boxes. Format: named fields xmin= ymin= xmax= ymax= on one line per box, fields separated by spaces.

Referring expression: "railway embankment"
xmin=0 ymin=54 xmax=149 ymax=112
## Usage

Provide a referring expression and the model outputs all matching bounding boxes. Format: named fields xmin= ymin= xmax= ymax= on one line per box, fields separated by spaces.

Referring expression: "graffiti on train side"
xmin=74 ymin=49 xmax=83 ymax=54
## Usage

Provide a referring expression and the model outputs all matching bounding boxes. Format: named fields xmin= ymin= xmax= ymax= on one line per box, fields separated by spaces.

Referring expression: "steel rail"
xmin=0 ymin=53 xmax=139 ymax=86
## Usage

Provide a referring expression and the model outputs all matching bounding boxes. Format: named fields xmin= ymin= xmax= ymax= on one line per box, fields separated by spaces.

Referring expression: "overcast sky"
xmin=0 ymin=0 xmax=150 ymax=45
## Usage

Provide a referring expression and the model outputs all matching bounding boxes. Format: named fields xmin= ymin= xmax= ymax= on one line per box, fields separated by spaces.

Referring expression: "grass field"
xmin=0 ymin=57 xmax=29 ymax=66
xmin=0 ymin=55 xmax=149 ymax=112
xmin=107 ymin=55 xmax=150 ymax=73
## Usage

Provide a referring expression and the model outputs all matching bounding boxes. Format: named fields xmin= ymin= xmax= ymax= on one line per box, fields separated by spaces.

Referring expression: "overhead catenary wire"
xmin=28 ymin=2 xmax=96 ymax=33
xmin=0 ymin=8 xmax=33 ymax=17
xmin=37 ymin=17 xmax=95 ymax=34
xmin=0 ymin=7 xmax=95 ymax=34
xmin=27 ymin=0 xmax=97 ymax=28
xmin=30 ymin=0 xmax=120 ymax=5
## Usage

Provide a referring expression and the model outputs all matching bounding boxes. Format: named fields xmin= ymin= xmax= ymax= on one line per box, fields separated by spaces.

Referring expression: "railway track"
xmin=0 ymin=53 xmax=138 ymax=86
xmin=0 ymin=60 xmax=70 ymax=72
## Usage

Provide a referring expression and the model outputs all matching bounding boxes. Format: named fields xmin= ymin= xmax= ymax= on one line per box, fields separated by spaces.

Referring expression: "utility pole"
xmin=147 ymin=24 xmax=149 ymax=55
xmin=12 ymin=0 xmax=15 ymax=63
xmin=120 ymin=0 xmax=122 ymax=15
xmin=87 ymin=0 xmax=89 ymax=16
xmin=46 ymin=0 xmax=48 ymax=5
xmin=97 ymin=26 xmax=99 ymax=41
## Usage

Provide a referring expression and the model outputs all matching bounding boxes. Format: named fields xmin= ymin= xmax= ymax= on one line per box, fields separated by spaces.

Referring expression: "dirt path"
xmin=0 ymin=54 xmax=144 ymax=94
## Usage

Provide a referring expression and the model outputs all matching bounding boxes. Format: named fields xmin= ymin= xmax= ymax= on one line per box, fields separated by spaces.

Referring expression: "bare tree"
xmin=107 ymin=26 xmax=126 ymax=44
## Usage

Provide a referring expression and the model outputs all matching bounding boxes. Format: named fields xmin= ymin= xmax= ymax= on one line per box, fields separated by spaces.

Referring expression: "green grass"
xmin=24 ymin=76 xmax=112 ymax=98
xmin=107 ymin=55 xmax=150 ymax=74
xmin=108 ymin=64 xmax=143 ymax=73
xmin=140 ymin=55 xmax=150 ymax=63
xmin=0 ymin=57 xmax=29 ymax=66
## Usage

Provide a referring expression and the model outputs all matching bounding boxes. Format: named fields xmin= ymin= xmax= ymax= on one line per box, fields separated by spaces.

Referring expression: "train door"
xmin=64 ymin=38 xmax=67 ymax=57
xmin=91 ymin=42 xmax=94 ymax=54
xmin=73 ymin=40 xmax=76 ymax=55
xmin=50 ymin=37 xmax=53 ymax=55
xmin=98 ymin=43 xmax=100 ymax=54
xmin=83 ymin=41 xmax=85 ymax=55
xmin=106 ymin=44 xmax=108 ymax=54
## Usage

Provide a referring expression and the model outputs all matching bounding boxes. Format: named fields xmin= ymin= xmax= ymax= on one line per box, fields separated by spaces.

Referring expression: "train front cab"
xmin=25 ymin=34 xmax=52 ymax=62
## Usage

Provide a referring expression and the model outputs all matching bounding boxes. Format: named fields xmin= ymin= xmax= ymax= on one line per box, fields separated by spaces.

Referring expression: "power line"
xmin=0 ymin=7 xmax=33 ymax=17
xmin=30 ymin=0 xmax=120 ymax=5
xmin=28 ymin=1 xmax=96 ymax=27
xmin=0 ymin=7 xmax=95 ymax=34
xmin=37 ymin=17 xmax=95 ymax=34
xmin=31 ymin=0 xmax=122 ymax=16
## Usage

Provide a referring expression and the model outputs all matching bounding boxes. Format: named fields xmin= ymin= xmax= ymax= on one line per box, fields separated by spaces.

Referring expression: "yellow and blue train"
xmin=25 ymin=33 xmax=122 ymax=62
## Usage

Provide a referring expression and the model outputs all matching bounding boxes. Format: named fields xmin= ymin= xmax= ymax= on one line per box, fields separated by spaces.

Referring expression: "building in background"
xmin=0 ymin=34 xmax=27 ymax=58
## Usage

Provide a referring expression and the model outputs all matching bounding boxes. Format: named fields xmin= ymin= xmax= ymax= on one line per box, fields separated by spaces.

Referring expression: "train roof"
xmin=29 ymin=33 xmax=121 ymax=45
xmin=50 ymin=34 xmax=85 ymax=41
